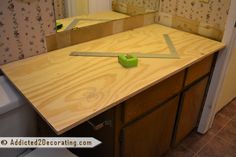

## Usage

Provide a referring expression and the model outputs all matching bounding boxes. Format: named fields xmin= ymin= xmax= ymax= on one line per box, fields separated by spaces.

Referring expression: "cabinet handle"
xmin=87 ymin=120 xmax=112 ymax=131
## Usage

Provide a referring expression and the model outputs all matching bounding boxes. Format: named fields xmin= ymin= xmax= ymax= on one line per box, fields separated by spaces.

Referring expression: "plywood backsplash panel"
xmin=158 ymin=0 xmax=231 ymax=40
xmin=112 ymin=0 xmax=159 ymax=15
xmin=0 ymin=0 xmax=56 ymax=65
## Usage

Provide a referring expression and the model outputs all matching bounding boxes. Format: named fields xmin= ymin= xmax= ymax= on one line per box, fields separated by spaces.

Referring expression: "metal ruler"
xmin=65 ymin=19 xmax=80 ymax=31
xmin=70 ymin=34 xmax=179 ymax=59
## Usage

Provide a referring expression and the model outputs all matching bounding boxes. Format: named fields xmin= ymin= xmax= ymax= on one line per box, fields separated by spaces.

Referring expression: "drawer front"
xmin=123 ymin=71 xmax=184 ymax=124
xmin=185 ymin=54 xmax=214 ymax=86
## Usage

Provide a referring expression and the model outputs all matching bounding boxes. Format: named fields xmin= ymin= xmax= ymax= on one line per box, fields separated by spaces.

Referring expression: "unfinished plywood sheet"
xmin=1 ymin=24 xmax=225 ymax=134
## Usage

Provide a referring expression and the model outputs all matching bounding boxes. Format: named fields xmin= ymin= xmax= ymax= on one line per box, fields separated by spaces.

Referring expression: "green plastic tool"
xmin=118 ymin=54 xmax=138 ymax=68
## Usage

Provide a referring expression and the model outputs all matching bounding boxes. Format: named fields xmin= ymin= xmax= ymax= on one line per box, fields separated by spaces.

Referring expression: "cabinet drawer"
xmin=185 ymin=55 xmax=214 ymax=86
xmin=123 ymin=71 xmax=184 ymax=124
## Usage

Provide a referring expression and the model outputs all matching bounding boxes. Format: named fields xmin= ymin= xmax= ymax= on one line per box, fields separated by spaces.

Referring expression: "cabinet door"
xmin=121 ymin=96 xmax=179 ymax=157
xmin=174 ymin=77 xmax=209 ymax=145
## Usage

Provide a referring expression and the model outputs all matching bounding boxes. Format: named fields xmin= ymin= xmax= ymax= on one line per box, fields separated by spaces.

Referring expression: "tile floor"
xmin=165 ymin=98 xmax=236 ymax=157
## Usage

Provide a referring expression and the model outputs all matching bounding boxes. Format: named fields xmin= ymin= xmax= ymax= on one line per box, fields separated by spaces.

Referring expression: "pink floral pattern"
xmin=0 ymin=0 xmax=56 ymax=65
xmin=54 ymin=0 xmax=65 ymax=20
xmin=160 ymin=0 xmax=231 ymax=31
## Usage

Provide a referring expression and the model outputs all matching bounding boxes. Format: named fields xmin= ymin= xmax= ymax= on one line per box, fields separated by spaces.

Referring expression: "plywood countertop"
xmin=1 ymin=24 xmax=225 ymax=134
xmin=57 ymin=11 xmax=130 ymax=32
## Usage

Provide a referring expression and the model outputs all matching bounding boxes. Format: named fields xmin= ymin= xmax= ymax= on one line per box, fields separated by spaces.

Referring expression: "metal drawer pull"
xmin=87 ymin=120 xmax=112 ymax=131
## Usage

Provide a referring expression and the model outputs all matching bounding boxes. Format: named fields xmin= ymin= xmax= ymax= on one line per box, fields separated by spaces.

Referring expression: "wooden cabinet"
xmin=121 ymin=96 xmax=179 ymax=157
xmin=64 ymin=54 xmax=216 ymax=157
xmin=116 ymin=54 xmax=216 ymax=156
xmin=174 ymin=77 xmax=209 ymax=145
xmin=116 ymin=71 xmax=184 ymax=157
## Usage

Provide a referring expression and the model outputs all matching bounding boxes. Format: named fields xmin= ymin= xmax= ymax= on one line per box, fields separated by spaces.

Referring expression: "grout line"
xmin=213 ymin=117 xmax=236 ymax=146
xmin=218 ymin=112 xmax=232 ymax=119
xmin=182 ymin=115 xmax=232 ymax=156
xmin=218 ymin=112 xmax=234 ymax=121
xmin=194 ymin=118 xmax=232 ymax=155
xmin=179 ymin=144 xmax=198 ymax=157
xmin=174 ymin=102 xmax=236 ymax=157
xmin=180 ymin=144 xmax=196 ymax=154
xmin=180 ymin=129 xmax=218 ymax=155
xmin=216 ymin=135 xmax=236 ymax=147
xmin=194 ymin=134 xmax=216 ymax=155
xmin=213 ymin=117 xmax=232 ymax=135
xmin=192 ymin=153 xmax=199 ymax=157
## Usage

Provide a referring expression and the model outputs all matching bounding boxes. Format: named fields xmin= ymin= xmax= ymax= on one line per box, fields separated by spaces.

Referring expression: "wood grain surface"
xmin=1 ymin=24 xmax=225 ymax=134
xmin=57 ymin=11 xmax=129 ymax=32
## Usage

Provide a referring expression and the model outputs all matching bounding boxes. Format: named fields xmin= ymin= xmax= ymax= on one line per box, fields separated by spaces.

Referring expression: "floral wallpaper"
xmin=0 ymin=0 xmax=56 ymax=65
xmin=54 ymin=0 xmax=65 ymax=20
xmin=129 ymin=0 xmax=159 ymax=11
